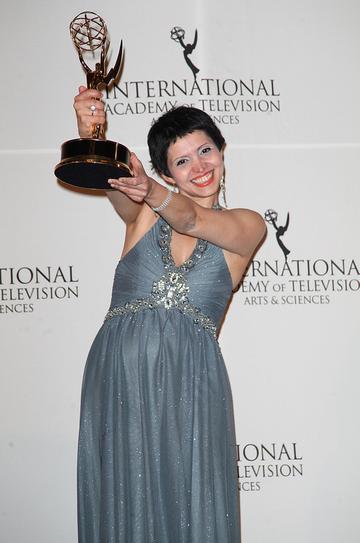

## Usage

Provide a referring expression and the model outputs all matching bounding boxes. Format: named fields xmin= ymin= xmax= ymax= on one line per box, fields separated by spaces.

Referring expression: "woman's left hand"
xmin=108 ymin=153 xmax=153 ymax=203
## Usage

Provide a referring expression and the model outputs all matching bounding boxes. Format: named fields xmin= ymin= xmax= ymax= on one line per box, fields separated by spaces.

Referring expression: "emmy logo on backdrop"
xmin=265 ymin=209 xmax=291 ymax=261
xmin=170 ymin=26 xmax=199 ymax=80
xmin=55 ymin=11 xmax=131 ymax=190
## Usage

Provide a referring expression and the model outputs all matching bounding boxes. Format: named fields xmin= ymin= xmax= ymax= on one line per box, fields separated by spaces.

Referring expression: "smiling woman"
xmin=163 ymin=131 xmax=224 ymax=196
xmin=73 ymin=87 xmax=266 ymax=543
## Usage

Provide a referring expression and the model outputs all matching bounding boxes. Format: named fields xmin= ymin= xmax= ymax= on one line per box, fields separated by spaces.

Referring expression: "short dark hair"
xmin=147 ymin=106 xmax=225 ymax=177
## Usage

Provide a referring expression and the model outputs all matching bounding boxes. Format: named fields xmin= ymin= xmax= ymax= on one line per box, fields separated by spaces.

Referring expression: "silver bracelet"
xmin=151 ymin=189 xmax=173 ymax=212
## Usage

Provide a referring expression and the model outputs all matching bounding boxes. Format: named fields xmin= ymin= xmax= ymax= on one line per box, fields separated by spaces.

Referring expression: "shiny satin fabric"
xmin=77 ymin=219 xmax=241 ymax=542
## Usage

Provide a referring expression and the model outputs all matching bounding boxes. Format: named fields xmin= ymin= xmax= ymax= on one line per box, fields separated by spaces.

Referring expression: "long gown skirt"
xmin=77 ymin=308 xmax=240 ymax=543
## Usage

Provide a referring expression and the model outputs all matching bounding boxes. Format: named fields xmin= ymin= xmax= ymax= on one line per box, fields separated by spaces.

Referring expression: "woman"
xmin=74 ymin=86 xmax=266 ymax=543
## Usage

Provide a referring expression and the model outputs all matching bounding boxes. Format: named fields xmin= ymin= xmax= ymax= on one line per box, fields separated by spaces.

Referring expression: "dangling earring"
xmin=172 ymin=184 xmax=179 ymax=193
xmin=219 ymin=176 xmax=227 ymax=208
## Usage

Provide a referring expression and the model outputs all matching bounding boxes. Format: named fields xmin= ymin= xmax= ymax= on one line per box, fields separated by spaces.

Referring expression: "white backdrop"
xmin=1 ymin=1 xmax=359 ymax=542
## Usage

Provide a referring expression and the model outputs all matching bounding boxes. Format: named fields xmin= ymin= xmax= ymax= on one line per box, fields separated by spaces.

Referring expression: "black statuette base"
xmin=55 ymin=138 xmax=132 ymax=190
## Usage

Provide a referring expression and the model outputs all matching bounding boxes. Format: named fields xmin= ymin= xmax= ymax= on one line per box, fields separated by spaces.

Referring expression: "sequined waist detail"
xmin=104 ymin=271 xmax=217 ymax=339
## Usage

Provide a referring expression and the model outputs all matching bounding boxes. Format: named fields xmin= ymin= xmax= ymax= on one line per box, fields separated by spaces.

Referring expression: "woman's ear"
xmin=160 ymin=173 xmax=176 ymax=187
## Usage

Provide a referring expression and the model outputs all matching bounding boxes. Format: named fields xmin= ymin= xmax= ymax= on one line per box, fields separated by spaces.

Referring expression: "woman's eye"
xmin=200 ymin=146 xmax=212 ymax=155
xmin=175 ymin=158 xmax=187 ymax=167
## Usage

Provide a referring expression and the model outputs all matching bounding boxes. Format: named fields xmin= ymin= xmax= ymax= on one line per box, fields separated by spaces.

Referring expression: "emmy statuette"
xmin=55 ymin=12 xmax=131 ymax=190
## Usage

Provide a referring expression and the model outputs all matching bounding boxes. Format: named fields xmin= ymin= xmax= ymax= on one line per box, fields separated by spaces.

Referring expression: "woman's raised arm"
xmin=109 ymin=160 xmax=266 ymax=258
xmin=73 ymin=86 xmax=145 ymax=225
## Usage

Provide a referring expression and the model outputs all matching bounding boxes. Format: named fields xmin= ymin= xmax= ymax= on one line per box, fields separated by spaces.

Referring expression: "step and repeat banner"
xmin=1 ymin=1 xmax=359 ymax=542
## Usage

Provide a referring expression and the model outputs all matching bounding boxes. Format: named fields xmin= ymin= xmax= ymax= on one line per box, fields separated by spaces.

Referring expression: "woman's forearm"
xmin=144 ymin=180 xmax=198 ymax=234
xmin=106 ymin=190 xmax=144 ymax=224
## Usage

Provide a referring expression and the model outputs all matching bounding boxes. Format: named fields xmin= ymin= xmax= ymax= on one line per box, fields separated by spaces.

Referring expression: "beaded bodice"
xmin=105 ymin=218 xmax=233 ymax=338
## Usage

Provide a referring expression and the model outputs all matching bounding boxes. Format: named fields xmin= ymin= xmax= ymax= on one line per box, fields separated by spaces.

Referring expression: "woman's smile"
xmin=191 ymin=170 xmax=214 ymax=187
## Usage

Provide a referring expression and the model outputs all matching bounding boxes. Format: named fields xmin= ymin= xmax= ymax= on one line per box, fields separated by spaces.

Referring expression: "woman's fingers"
xmin=129 ymin=152 xmax=146 ymax=177
xmin=108 ymin=162 xmax=151 ymax=202
xmin=74 ymin=88 xmax=102 ymax=103
xmin=107 ymin=177 xmax=148 ymax=202
xmin=74 ymin=99 xmax=105 ymax=112
xmin=73 ymin=86 xmax=106 ymax=137
xmin=108 ymin=177 xmax=143 ymax=189
xmin=74 ymin=98 xmax=105 ymax=115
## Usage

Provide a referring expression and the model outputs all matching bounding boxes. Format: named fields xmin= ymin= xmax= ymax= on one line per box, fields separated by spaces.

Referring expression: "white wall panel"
xmin=1 ymin=1 xmax=359 ymax=542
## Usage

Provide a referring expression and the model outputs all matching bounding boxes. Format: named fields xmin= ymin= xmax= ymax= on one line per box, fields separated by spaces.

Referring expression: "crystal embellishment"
xmin=104 ymin=219 xmax=217 ymax=339
xmin=104 ymin=294 xmax=217 ymax=339
xmin=157 ymin=219 xmax=208 ymax=272
xmin=152 ymin=271 xmax=189 ymax=309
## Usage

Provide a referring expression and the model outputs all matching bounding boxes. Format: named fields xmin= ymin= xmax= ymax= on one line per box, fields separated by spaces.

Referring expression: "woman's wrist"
xmin=150 ymin=188 xmax=173 ymax=212
xmin=144 ymin=180 xmax=171 ymax=210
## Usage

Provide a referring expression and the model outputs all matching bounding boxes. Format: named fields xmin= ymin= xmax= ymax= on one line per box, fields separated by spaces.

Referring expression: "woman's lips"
xmin=191 ymin=171 xmax=214 ymax=187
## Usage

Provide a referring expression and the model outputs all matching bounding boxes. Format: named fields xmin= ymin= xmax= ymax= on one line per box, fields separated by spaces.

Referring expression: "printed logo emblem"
xmin=265 ymin=209 xmax=290 ymax=261
xmin=105 ymin=27 xmax=281 ymax=122
xmin=170 ymin=26 xmax=199 ymax=80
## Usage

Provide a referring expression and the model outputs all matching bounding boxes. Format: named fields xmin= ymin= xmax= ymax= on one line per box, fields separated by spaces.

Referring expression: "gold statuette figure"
xmin=55 ymin=11 xmax=131 ymax=190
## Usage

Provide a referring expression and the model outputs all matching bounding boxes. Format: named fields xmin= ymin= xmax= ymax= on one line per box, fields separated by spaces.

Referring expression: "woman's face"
xmin=163 ymin=130 xmax=224 ymax=203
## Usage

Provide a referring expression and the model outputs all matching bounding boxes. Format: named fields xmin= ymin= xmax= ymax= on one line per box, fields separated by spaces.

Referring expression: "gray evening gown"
xmin=77 ymin=217 xmax=241 ymax=543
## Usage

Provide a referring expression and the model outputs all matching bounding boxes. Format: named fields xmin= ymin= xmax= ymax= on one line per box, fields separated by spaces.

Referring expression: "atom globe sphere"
xmin=70 ymin=12 xmax=107 ymax=52
xmin=170 ymin=26 xmax=185 ymax=42
xmin=264 ymin=209 xmax=278 ymax=224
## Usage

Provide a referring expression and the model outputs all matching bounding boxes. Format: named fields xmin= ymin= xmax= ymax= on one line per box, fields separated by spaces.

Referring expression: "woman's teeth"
xmin=191 ymin=172 xmax=213 ymax=185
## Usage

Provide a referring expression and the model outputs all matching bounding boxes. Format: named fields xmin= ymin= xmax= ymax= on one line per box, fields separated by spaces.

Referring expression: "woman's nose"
xmin=192 ymin=155 xmax=206 ymax=173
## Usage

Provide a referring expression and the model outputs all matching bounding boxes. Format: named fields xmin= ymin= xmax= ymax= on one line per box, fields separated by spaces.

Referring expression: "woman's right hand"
xmin=73 ymin=86 xmax=106 ymax=138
